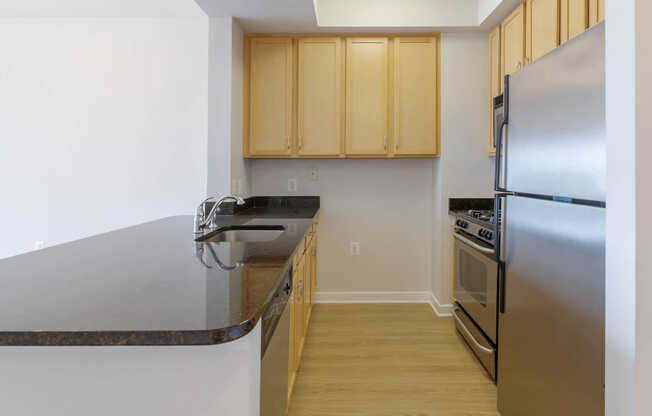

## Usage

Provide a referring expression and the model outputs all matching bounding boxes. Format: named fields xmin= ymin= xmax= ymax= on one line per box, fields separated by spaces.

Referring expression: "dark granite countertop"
xmin=448 ymin=198 xmax=494 ymax=215
xmin=0 ymin=197 xmax=319 ymax=346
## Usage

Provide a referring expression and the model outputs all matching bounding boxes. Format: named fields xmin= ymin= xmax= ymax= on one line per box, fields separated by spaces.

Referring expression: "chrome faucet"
xmin=194 ymin=195 xmax=246 ymax=233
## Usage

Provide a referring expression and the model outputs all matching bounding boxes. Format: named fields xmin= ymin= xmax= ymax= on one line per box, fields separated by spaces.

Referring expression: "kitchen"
xmin=0 ymin=1 xmax=650 ymax=415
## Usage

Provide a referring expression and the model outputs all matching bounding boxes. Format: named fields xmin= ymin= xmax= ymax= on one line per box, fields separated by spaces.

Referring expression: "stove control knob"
xmin=487 ymin=231 xmax=493 ymax=239
xmin=461 ymin=221 xmax=468 ymax=229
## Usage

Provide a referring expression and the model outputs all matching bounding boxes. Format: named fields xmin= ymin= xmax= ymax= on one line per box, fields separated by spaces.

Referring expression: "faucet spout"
xmin=196 ymin=195 xmax=246 ymax=232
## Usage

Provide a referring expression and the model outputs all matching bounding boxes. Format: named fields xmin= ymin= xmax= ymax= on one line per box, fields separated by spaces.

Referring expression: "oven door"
xmin=453 ymin=231 xmax=498 ymax=344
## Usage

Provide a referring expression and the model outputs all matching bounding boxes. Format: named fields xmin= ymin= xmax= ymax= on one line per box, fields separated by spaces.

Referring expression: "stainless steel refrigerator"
xmin=494 ymin=23 xmax=605 ymax=415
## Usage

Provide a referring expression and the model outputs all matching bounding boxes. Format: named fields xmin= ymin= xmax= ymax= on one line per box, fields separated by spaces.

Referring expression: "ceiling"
xmin=0 ymin=0 xmax=522 ymax=32
xmin=0 ymin=0 xmax=205 ymax=17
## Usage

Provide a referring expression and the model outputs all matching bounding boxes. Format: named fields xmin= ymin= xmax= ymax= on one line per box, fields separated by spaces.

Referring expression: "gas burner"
xmin=467 ymin=210 xmax=496 ymax=223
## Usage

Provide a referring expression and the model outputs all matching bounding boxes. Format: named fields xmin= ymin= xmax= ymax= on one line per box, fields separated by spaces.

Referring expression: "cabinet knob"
xmin=395 ymin=136 xmax=399 ymax=151
xmin=299 ymin=136 xmax=302 ymax=150
xmin=287 ymin=136 xmax=290 ymax=150
xmin=383 ymin=136 xmax=387 ymax=150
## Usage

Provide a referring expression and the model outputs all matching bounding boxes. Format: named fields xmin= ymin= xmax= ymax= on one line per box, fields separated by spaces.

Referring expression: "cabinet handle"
xmin=395 ymin=136 xmax=399 ymax=151
xmin=383 ymin=136 xmax=387 ymax=150
xmin=299 ymin=136 xmax=302 ymax=150
xmin=517 ymin=61 xmax=522 ymax=69
xmin=287 ymin=136 xmax=290 ymax=150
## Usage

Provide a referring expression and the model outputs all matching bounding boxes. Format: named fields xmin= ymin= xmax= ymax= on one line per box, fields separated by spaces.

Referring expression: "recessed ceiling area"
xmin=196 ymin=0 xmax=522 ymax=32
xmin=0 ymin=0 xmax=522 ymax=32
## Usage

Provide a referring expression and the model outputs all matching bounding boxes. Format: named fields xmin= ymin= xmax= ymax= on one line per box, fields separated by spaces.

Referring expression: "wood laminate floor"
xmin=288 ymin=303 xmax=499 ymax=416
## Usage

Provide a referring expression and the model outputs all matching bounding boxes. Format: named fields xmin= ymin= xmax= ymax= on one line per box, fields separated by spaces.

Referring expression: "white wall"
xmin=605 ymin=0 xmax=652 ymax=414
xmin=315 ymin=0 xmax=477 ymax=28
xmin=249 ymin=34 xmax=493 ymax=302
xmin=431 ymin=33 xmax=495 ymax=309
xmin=207 ymin=17 xmax=250 ymax=198
xmin=0 ymin=18 xmax=209 ymax=259
xmin=230 ymin=20 xmax=251 ymax=196
xmin=251 ymin=159 xmax=433 ymax=297
xmin=208 ymin=17 xmax=233 ymax=197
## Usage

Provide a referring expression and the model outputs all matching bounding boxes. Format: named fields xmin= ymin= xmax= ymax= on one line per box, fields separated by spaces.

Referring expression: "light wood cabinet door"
xmin=292 ymin=257 xmax=305 ymax=372
xmin=501 ymin=3 xmax=526 ymax=91
xmin=589 ymin=0 xmax=605 ymax=26
xmin=393 ymin=37 xmax=439 ymax=156
xmin=526 ymin=0 xmax=560 ymax=64
xmin=249 ymin=37 xmax=293 ymax=156
xmin=311 ymin=236 xmax=318 ymax=304
xmin=298 ymin=38 xmax=343 ymax=156
xmin=345 ymin=38 xmax=389 ymax=156
xmin=288 ymin=279 xmax=296 ymax=388
xmin=489 ymin=26 xmax=501 ymax=154
xmin=303 ymin=242 xmax=312 ymax=328
xmin=561 ymin=0 xmax=588 ymax=43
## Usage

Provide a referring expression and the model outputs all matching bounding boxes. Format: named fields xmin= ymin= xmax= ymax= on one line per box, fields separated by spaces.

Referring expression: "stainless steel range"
xmin=452 ymin=209 xmax=499 ymax=381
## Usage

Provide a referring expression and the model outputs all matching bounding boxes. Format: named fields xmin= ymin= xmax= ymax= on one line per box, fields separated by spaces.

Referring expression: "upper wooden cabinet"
xmin=243 ymin=34 xmax=440 ymax=159
xmin=345 ymin=38 xmax=389 ymax=156
xmin=501 ymin=3 xmax=526 ymax=91
xmin=561 ymin=0 xmax=589 ymax=43
xmin=488 ymin=26 xmax=501 ymax=154
xmin=393 ymin=37 xmax=439 ymax=156
xmin=526 ymin=0 xmax=560 ymax=64
xmin=589 ymin=0 xmax=605 ymax=26
xmin=247 ymin=38 xmax=293 ymax=156
xmin=297 ymin=38 xmax=343 ymax=156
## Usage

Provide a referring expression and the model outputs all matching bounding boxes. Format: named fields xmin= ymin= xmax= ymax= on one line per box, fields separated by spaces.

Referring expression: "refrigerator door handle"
xmin=494 ymin=193 xmax=510 ymax=314
xmin=494 ymin=75 xmax=509 ymax=193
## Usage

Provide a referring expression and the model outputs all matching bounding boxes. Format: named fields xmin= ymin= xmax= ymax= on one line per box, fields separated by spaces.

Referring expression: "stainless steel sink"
xmin=196 ymin=225 xmax=286 ymax=243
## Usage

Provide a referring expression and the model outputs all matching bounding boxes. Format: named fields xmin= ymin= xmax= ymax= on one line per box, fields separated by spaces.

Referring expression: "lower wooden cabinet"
xmin=288 ymin=218 xmax=319 ymax=406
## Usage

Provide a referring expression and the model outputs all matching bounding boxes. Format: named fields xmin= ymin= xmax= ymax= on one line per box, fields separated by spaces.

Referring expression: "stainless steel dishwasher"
xmin=260 ymin=270 xmax=291 ymax=416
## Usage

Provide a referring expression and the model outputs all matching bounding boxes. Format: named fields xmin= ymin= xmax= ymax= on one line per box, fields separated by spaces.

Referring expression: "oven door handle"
xmin=453 ymin=232 xmax=495 ymax=255
xmin=453 ymin=308 xmax=495 ymax=354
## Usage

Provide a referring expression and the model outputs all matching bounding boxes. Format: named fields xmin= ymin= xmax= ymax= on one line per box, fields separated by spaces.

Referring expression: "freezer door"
xmin=497 ymin=196 xmax=604 ymax=416
xmin=505 ymin=23 xmax=605 ymax=201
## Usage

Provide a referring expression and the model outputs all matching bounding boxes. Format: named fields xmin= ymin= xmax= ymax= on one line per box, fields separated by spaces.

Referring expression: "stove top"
xmin=458 ymin=210 xmax=500 ymax=226
xmin=453 ymin=209 xmax=501 ymax=247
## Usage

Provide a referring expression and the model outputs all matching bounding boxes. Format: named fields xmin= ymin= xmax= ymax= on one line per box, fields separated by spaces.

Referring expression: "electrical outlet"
xmin=34 ymin=241 xmax=45 ymax=250
xmin=288 ymin=178 xmax=298 ymax=192
xmin=311 ymin=167 xmax=319 ymax=181
xmin=350 ymin=242 xmax=361 ymax=256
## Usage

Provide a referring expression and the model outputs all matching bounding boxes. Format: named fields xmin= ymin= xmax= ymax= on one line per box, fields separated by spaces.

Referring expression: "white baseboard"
xmin=313 ymin=291 xmax=454 ymax=317
xmin=429 ymin=293 xmax=454 ymax=317
xmin=314 ymin=291 xmax=431 ymax=304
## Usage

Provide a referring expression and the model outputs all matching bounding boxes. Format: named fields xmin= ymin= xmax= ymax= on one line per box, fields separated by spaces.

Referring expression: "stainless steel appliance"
xmin=494 ymin=23 xmax=605 ymax=416
xmin=453 ymin=209 xmax=499 ymax=380
xmin=260 ymin=271 xmax=292 ymax=416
